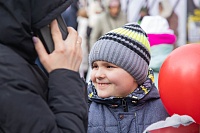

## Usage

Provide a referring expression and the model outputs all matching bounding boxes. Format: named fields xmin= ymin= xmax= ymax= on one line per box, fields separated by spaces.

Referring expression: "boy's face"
xmin=91 ymin=61 xmax=138 ymax=98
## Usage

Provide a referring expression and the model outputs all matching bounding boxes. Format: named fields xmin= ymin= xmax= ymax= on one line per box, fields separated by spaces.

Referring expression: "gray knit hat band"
xmin=89 ymin=23 xmax=151 ymax=85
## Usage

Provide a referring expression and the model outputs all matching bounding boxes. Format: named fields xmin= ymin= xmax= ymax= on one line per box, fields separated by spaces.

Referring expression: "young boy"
xmin=87 ymin=23 xmax=169 ymax=133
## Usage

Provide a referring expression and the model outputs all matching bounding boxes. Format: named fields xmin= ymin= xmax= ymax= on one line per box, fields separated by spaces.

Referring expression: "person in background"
xmin=0 ymin=0 xmax=88 ymax=132
xmin=62 ymin=0 xmax=79 ymax=30
xmin=89 ymin=0 xmax=127 ymax=50
xmin=87 ymin=23 xmax=169 ymax=133
xmin=77 ymin=7 xmax=89 ymax=79
xmin=140 ymin=15 xmax=176 ymax=89
xmin=86 ymin=0 xmax=104 ymax=40
xmin=158 ymin=0 xmax=178 ymax=49
xmin=138 ymin=7 xmax=149 ymax=24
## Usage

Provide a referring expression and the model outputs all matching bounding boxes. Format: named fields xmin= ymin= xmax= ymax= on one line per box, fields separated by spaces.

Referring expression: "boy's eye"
xmin=107 ymin=65 xmax=114 ymax=68
xmin=92 ymin=65 xmax=98 ymax=69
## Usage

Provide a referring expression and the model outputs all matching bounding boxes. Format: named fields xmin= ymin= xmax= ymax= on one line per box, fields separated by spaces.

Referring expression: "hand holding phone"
xmin=35 ymin=15 xmax=68 ymax=53
xmin=33 ymin=19 xmax=83 ymax=73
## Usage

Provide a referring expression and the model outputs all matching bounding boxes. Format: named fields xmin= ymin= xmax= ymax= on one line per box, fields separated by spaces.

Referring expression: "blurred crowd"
xmin=62 ymin=0 xmax=180 ymax=88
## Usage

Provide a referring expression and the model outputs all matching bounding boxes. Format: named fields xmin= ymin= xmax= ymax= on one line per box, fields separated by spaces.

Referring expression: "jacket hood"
xmin=0 ymin=0 xmax=73 ymax=62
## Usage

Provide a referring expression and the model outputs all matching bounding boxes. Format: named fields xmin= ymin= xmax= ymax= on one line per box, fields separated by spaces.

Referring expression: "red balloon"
xmin=158 ymin=44 xmax=200 ymax=124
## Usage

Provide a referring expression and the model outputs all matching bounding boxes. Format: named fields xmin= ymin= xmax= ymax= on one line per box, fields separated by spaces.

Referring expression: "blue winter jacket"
xmin=88 ymin=70 xmax=169 ymax=133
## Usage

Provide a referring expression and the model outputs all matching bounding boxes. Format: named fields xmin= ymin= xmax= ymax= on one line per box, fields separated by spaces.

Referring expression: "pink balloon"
xmin=159 ymin=44 xmax=200 ymax=124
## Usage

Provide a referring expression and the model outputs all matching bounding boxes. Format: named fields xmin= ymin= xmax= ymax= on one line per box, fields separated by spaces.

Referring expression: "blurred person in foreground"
xmin=87 ymin=23 xmax=169 ymax=133
xmin=0 ymin=0 xmax=88 ymax=132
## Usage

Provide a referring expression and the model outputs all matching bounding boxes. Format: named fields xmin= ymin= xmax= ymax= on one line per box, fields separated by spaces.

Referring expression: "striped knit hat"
xmin=89 ymin=23 xmax=151 ymax=85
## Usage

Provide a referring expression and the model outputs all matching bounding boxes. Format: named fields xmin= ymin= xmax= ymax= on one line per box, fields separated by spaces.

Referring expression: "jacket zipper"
xmin=122 ymin=99 xmax=128 ymax=112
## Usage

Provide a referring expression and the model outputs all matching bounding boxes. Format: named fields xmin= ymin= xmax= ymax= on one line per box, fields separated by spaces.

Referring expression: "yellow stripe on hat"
xmin=111 ymin=27 xmax=150 ymax=51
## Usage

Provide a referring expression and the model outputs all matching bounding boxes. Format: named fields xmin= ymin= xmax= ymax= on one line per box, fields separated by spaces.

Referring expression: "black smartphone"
xmin=35 ymin=15 xmax=68 ymax=53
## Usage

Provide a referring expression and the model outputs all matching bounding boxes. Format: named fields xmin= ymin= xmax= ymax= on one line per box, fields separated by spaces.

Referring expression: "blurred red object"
xmin=158 ymin=44 xmax=200 ymax=124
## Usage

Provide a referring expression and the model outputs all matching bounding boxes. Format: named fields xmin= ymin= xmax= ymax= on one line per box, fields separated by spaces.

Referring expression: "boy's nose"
xmin=95 ymin=69 xmax=106 ymax=79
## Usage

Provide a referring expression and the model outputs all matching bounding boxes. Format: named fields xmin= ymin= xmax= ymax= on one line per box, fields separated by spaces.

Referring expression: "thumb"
xmin=32 ymin=36 xmax=48 ymax=60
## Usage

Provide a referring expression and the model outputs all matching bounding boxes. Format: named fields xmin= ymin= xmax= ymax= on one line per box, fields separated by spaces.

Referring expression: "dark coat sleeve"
xmin=0 ymin=67 xmax=88 ymax=133
xmin=48 ymin=69 xmax=88 ymax=132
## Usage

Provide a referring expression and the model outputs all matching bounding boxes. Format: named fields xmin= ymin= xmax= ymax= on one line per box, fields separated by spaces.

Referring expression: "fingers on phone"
xmin=33 ymin=36 xmax=48 ymax=61
xmin=67 ymin=27 xmax=79 ymax=43
xmin=50 ymin=20 xmax=64 ymax=50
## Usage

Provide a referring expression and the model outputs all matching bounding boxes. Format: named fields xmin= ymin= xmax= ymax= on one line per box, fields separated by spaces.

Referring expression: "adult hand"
xmin=33 ymin=19 xmax=82 ymax=73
